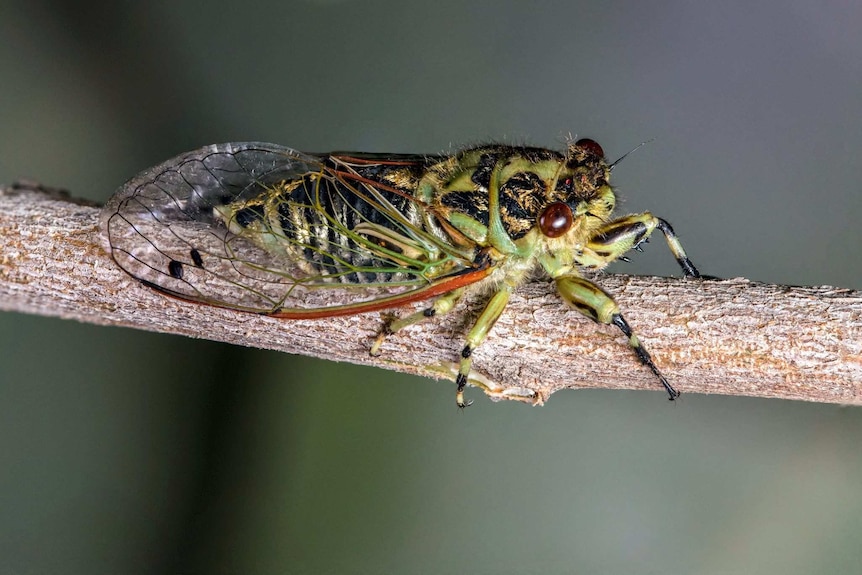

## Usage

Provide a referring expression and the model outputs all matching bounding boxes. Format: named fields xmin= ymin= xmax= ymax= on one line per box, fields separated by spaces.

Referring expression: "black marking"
xmin=168 ymin=260 xmax=184 ymax=279
xmin=613 ymin=314 xmax=633 ymax=337
xmin=656 ymin=218 xmax=677 ymax=236
xmin=358 ymin=270 xmax=380 ymax=283
xmin=555 ymin=176 xmax=574 ymax=195
xmin=572 ymin=301 xmax=599 ymax=321
xmin=501 ymin=171 xmax=544 ymax=198
xmin=657 ymin=218 xmax=701 ymax=278
xmin=234 ymin=205 xmax=265 ymax=228
xmin=456 ymin=373 xmax=467 ymax=391
xmin=594 ymin=221 xmax=647 ymax=246
xmin=423 ymin=308 xmax=436 ymax=317
xmin=499 ymin=171 xmax=545 ymax=239
xmin=321 ymin=182 xmax=341 ymax=258
xmin=472 ymin=249 xmax=492 ymax=268
xmin=470 ymin=153 xmax=498 ymax=189
xmin=611 ymin=314 xmax=680 ymax=400
xmin=302 ymin=245 xmax=317 ymax=267
xmin=276 ymin=201 xmax=299 ymax=240
xmin=678 ymin=258 xmax=700 ymax=278
xmin=190 ymin=248 xmax=203 ymax=267
xmin=455 ymin=372 xmax=472 ymax=409
xmin=441 ymin=191 xmax=490 ymax=226
xmin=461 ymin=345 xmax=472 ymax=359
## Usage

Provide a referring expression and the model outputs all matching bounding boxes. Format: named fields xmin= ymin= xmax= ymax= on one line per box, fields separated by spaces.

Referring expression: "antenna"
xmin=609 ymin=138 xmax=655 ymax=170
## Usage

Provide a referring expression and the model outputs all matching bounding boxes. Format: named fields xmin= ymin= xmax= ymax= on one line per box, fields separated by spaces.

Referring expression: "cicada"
xmin=102 ymin=139 xmax=700 ymax=406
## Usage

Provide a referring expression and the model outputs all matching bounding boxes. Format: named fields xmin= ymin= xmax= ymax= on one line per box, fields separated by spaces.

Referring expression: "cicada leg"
xmin=555 ymin=275 xmax=680 ymax=400
xmin=454 ymin=286 xmax=512 ymax=408
xmin=371 ymin=284 xmax=513 ymax=408
xmin=369 ymin=288 xmax=465 ymax=357
xmin=585 ymin=213 xmax=700 ymax=278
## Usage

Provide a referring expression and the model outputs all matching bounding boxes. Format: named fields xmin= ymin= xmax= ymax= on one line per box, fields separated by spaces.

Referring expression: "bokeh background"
xmin=2 ymin=1 xmax=862 ymax=573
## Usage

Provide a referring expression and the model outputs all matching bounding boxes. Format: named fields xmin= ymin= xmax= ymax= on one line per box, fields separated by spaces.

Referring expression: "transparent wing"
xmin=101 ymin=142 xmax=476 ymax=314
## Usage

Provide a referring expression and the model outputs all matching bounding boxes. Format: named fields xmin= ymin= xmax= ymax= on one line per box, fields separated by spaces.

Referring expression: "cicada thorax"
xmin=419 ymin=143 xmax=615 ymax=251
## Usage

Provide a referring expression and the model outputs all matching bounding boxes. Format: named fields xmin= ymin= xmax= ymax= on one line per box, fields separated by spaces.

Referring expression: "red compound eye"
xmin=574 ymin=138 xmax=604 ymax=159
xmin=538 ymin=202 xmax=573 ymax=238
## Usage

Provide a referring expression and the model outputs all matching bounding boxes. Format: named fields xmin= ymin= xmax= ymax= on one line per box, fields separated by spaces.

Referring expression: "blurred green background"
xmin=2 ymin=1 xmax=862 ymax=573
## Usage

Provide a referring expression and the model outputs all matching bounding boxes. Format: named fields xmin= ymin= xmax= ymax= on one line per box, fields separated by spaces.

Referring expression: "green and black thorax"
xmin=414 ymin=143 xmax=613 ymax=242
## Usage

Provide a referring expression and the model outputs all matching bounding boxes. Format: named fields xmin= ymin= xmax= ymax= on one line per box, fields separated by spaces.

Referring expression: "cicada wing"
xmin=102 ymin=143 xmax=477 ymax=314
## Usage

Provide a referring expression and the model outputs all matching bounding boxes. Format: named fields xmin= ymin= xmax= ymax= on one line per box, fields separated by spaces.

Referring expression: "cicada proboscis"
xmin=101 ymin=139 xmax=700 ymax=407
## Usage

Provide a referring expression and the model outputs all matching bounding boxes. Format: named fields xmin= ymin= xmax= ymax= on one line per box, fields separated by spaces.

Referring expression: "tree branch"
xmin=2 ymin=184 xmax=860 ymax=405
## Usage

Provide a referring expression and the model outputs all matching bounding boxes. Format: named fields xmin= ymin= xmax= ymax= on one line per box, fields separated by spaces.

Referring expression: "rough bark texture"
xmin=2 ymin=183 xmax=860 ymax=405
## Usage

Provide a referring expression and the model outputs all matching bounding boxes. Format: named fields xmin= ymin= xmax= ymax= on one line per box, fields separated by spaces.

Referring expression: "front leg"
xmin=555 ymin=275 xmax=680 ymax=400
xmin=582 ymin=212 xmax=700 ymax=278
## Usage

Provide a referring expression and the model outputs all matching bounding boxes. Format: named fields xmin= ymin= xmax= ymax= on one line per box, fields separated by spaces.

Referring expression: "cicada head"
xmin=537 ymin=139 xmax=616 ymax=241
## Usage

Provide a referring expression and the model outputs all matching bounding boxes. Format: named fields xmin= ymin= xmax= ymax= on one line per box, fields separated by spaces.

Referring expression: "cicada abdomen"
xmin=102 ymin=143 xmax=476 ymax=316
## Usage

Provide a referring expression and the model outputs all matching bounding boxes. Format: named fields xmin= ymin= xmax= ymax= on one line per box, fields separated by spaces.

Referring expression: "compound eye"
xmin=538 ymin=202 xmax=573 ymax=238
xmin=574 ymin=138 xmax=604 ymax=159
